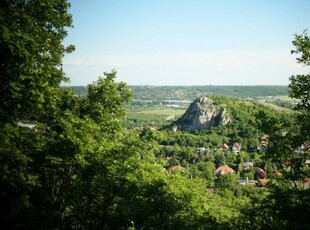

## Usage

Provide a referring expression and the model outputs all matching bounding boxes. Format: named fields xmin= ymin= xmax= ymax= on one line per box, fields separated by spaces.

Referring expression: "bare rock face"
xmin=175 ymin=96 xmax=230 ymax=131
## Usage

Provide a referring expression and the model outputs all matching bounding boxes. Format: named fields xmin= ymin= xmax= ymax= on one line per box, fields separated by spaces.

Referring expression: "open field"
xmin=135 ymin=108 xmax=185 ymax=121
xmin=125 ymin=108 xmax=186 ymax=128
xmin=135 ymin=109 xmax=186 ymax=116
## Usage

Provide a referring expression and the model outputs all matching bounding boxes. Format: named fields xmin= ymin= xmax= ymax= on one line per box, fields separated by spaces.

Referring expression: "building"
xmin=197 ymin=147 xmax=206 ymax=154
xmin=214 ymin=165 xmax=234 ymax=176
xmin=220 ymin=144 xmax=229 ymax=152
xmin=242 ymin=162 xmax=254 ymax=170
xmin=232 ymin=142 xmax=242 ymax=154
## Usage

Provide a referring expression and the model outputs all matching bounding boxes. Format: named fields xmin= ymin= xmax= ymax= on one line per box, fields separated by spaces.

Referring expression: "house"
xmin=242 ymin=162 xmax=254 ymax=170
xmin=260 ymin=135 xmax=269 ymax=143
xmin=273 ymin=171 xmax=282 ymax=177
xmin=17 ymin=120 xmax=36 ymax=129
xmin=197 ymin=147 xmax=206 ymax=154
xmin=257 ymin=143 xmax=268 ymax=153
xmin=169 ymin=165 xmax=184 ymax=173
xmin=258 ymin=135 xmax=269 ymax=153
xmin=258 ymin=178 xmax=269 ymax=187
xmin=303 ymin=178 xmax=310 ymax=189
xmin=256 ymin=168 xmax=266 ymax=179
xmin=220 ymin=144 xmax=229 ymax=152
xmin=171 ymin=125 xmax=178 ymax=132
xmin=232 ymin=142 xmax=242 ymax=154
xmin=214 ymin=165 xmax=234 ymax=176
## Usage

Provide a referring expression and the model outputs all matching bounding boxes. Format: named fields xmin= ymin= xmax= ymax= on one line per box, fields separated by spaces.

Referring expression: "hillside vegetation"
xmin=130 ymin=85 xmax=289 ymax=100
xmin=71 ymin=85 xmax=294 ymax=129
xmin=70 ymin=85 xmax=288 ymax=100
xmin=1 ymin=1 xmax=309 ymax=229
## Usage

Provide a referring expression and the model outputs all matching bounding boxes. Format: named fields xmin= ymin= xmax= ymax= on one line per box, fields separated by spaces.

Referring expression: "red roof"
xmin=273 ymin=171 xmax=282 ymax=177
xmin=214 ymin=165 xmax=234 ymax=175
xmin=256 ymin=168 xmax=266 ymax=179
xmin=169 ymin=166 xmax=184 ymax=173
xmin=258 ymin=179 xmax=269 ymax=186
xmin=233 ymin=142 xmax=242 ymax=148
xmin=303 ymin=178 xmax=310 ymax=185
xmin=220 ymin=144 xmax=229 ymax=151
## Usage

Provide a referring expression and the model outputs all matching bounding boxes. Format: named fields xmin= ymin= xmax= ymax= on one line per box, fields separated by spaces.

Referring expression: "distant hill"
xmin=68 ymin=85 xmax=288 ymax=100
xmin=129 ymin=85 xmax=288 ymax=100
xmin=168 ymin=94 xmax=295 ymax=138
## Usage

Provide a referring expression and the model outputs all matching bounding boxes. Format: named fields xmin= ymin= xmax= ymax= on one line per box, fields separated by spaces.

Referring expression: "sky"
xmin=63 ymin=0 xmax=310 ymax=86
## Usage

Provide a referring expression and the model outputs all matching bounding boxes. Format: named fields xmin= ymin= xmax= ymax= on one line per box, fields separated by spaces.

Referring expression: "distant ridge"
xmin=68 ymin=85 xmax=288 ymax=99
xmin=129 ymin=85 xmax=288 ymax=100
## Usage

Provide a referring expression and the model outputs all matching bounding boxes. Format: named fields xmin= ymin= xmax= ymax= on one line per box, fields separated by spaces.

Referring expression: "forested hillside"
xmin=0 ymin=1 xmax=309 ymax=229
xmin=70 ymin=85 xmax=288 ymax=100
xmin=130 ymin=85 xmax=289 ymax=100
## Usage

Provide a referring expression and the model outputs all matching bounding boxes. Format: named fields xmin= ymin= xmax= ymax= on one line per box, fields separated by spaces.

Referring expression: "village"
xmin=163 ymin=133 xmax=310 ymax=189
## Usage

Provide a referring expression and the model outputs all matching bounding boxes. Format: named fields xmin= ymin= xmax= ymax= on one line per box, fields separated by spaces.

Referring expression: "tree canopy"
xmin=1 ymin=0 xmax=309 ymax=229
xmin=252 ymin=30 xmax=310 ymax=229
xmin=0 ymin=0 xmax=74 ymax=124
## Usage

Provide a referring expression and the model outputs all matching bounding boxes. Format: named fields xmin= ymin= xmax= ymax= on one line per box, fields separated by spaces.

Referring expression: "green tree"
xmin=215 ymin=173 xmax=239 ymax=192
xmin=0 ymin=0 xmax=75 ymax=228
xmin=80 ymin=70 xmax=132 ymax=124
xmin=0 ymin=0 xmax=279 ymax=229
xmin=251 ymin=31 xmax=310 ymax=229
xmin=290 ymin=30 xmax=310 ymax=140
xmin=0 ymin=0 xmax=74 ymax=124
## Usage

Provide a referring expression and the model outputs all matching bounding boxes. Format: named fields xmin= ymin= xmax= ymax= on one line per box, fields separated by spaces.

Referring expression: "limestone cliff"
xmin=174 ymin=96 xmax=230 ymax=131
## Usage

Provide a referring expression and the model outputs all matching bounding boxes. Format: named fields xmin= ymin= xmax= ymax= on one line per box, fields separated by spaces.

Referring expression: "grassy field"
xmin=135 ymin=108 xmax=185 ymax=120
xmin=135 ymin=108 xmax=185 ymax=115
xmin=124 ymin=108 xmax=186 ymax=128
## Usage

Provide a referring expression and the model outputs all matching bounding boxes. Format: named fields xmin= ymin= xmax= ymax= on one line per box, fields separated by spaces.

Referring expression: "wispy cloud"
xmin=63 ymin=49 xmax=308 ymax=85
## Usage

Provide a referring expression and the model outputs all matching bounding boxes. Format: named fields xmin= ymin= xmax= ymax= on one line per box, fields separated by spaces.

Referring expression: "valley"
xmin=2 ymin=1 xmax=309 ymax=227
xmin=71 ymin=85 xmax=298 ymax=188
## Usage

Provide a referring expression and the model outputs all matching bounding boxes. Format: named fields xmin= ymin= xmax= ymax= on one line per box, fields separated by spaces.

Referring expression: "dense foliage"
xmin=0 ymin=1 xmax=309 ymax=229
xmin=0 ymin=0 xmax=75 ymax=124
xmin=252 ymin=30 xmax=310 ymax=229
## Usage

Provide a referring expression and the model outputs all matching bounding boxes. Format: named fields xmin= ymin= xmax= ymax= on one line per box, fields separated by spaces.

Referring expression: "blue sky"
xmin=63 ymin=0 xmax=310 ymax=85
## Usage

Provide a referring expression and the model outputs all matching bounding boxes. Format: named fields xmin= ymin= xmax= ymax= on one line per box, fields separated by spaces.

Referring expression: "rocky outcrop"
xmin=174 ymin=96 xmax=230 ymax=131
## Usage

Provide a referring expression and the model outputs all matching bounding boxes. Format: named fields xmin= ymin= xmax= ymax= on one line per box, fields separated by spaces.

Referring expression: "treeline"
xmin=69 ymin=85 xmax=289 ymax=100
xmin=1 ymin=1 xmax=309 ymax=229
xmin=130 ymin=85 xmax=289 ymax=100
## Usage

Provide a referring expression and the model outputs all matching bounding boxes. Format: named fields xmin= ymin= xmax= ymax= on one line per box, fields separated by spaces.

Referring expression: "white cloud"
xmin=63 ymin=49 xmax=308 ymax=85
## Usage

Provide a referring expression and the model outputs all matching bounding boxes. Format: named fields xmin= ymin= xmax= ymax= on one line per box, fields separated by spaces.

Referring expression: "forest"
xmin=71 ymin=85 xmax=289 ymax=100
xmin=0 ymin=1 xmax=309 ymax=229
